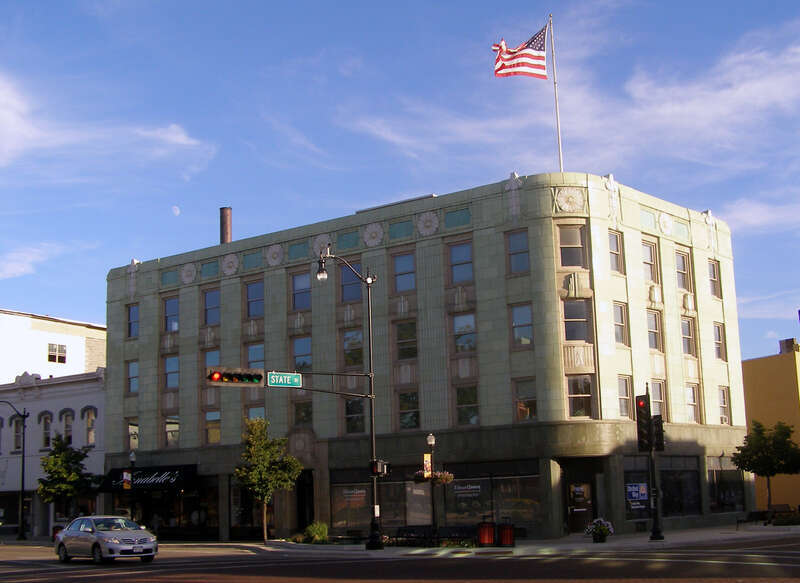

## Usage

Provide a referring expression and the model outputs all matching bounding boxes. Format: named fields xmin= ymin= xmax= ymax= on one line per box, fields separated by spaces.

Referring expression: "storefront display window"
xmin=707 ymin=457 xmax=745 ymax=513
xmin=660 ymin=456 xmax=701 ymax=516
xmin=330 ymin=484 xmax=370 ymax=530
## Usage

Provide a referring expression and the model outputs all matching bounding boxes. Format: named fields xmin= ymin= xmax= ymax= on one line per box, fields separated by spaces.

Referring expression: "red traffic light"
xmin=636 ymin=397 xmax=647 ymax=408
xmin=209 ymin=371 xmax=222 ymax=382
xmin=206 ymin=369 xmax=264 ymax=385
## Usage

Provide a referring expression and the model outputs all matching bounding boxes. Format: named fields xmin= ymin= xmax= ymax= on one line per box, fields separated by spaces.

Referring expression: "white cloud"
xmin=719 ymin=198 xmax=800 ymax=233
xmin=0 ymin=243 xmax=65 ymax=280
xmin=738 ymin=288 xmax=800 ymax=320
xmin=135 ymin=123 xmax=201 ymax=147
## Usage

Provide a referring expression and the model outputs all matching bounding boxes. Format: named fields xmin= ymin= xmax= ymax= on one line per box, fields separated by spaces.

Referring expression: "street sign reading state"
xmin=267 ymin=371 xmax=303 ymax=388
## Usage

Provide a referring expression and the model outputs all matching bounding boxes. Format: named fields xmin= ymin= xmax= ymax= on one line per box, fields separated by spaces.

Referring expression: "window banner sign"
xmin=122 ymin=470 xmax=132 ymax=490
xmin=103 ymin=464 xmax=197 ymax=492
xmin=626 ymin=482 xmax=648 ymax=509
xmin=423 ymin=453 xmax=432 ymax=478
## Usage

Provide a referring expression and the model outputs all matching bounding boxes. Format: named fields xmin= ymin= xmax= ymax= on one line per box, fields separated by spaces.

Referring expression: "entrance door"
xmin=567 ymin=482 xmax=593 ymax=533
xmin=296 ymin=470 xmax=314 ymax=532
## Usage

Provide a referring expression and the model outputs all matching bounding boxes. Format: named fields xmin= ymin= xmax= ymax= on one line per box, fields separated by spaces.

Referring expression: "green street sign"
xmin=267 ymin=371 xmax=303 ymax=388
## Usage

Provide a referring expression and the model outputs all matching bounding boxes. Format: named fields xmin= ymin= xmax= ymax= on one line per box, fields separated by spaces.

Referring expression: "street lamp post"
xmin=0 ymin=400 xmax=29 ymax=540
xmin=129 ymin=450 xmax=137 ymax=521
xmin=426 ymin=433 xmax=438 ymax=545
xmin=317 ymin=244 xmax=383 ymax=550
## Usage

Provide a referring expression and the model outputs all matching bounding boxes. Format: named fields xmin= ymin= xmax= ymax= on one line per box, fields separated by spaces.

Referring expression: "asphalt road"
xmin=4 ymin=536 xmax=800 ymax=582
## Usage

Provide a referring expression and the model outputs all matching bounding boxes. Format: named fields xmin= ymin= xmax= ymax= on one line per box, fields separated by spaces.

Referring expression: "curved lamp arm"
xmin=317 ymin=243 xmax=377 ymax=285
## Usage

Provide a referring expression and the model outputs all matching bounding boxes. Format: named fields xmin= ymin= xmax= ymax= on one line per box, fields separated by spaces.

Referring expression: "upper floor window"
xmin=127 ymin=361 xmax=139 ymax=394
xmin=564 ymin=300 xmax=592 ymax=343
xmin=164 ymin=415 xmax=180 ymax=448
xmin=246 ymin=281 xmax=264 ymax=318
xmin=567 ymin=375 xmax=593 ymax=418
xmin=63 ymin=411 xmax=74 ymax=445
xmin=294 ymin=401 xmax=313 ymax=427
xmin=708 ymin=260 xmax=722 ymax=298
xmin=292 ymin=272 xmax=311 ymax=311
xmin=342 ymin=329 xmax=363 ymax=367
xmin=85 ymin=408 xmax=96 ymax=446
xmin=453 ymin=313 xmax=476 ymax=353
xmin=164 ymin=297 xmax=179 ymax=332
xmin=511 ymin=305 xmax=533 ymax=347
xmin=507 ymin=230 xmax=529 ymax=274
xmin=515 ymin=379 xmax=536 ymax=422
xmin=686 ymin=384 xmax=700 ymax=423
xmin=41 ymin=413 xmax=52 ymax=448
xmin=609 ymin=230 xmax=624 ymax=274
xmin=204 ymin=411 xmax=221 ymax=445
xmin=164 ymin=355 xmax=179 ymax=390
xmin=397 ymin=390 xmax=420 ymax=430
xmin=247 ymin=406 xmax=266 ymax=420
xmin=393 ymin=253 xmax=416 ymax=292
xmin=247 ymin=343 xmax=265 ymax=369
xmin=455 ymin=385 xmax=479 ymax=426
xmin=650 ymin=380 xmax=666 ymax=418
xmin=642 ymin=241 xmax=659 ymax=283
xmin=647 ymin=310 xmax=663 ymax=351
xmin=681 ymin=317 xmax=697 ymax=356
xmin=341 ymin=262 xmax=362 ymax=302
xmin=613 ymin=302 xmax=629 ymax=346
xmin=618 ymin=376 xmax=632 ymax=419
xmin=449 ymin=242 xmax=473 ymax=284
xmin=396 ymin=321 xmax=418 ymax=360
xmin=204 ymin=289 xmax=221 ymax=326
xmin=675 ymin=250 xmax=692 ymax=292
xmin=48 ymin=343 xmax=66 ymax=364
xmin=713 ymin=322 xmax=727 ymax=361
xmin=127 ymin=304 xmax=139 ymax=338
xmin=345 ymin=398 xmax=365 ymax=433
xmin=205 ymin=349 xmax=220 ymax=369
xmin=292 ymin=336 xmax=312 ymax=372
xmin=719 ymin=386 xmax=731 ymax=425
xmin=559 ymin=225 xmax=586 ymax=268
xmin=13 ymin=417 xmax=23 ymax=450
xmin=127 ymin=418 xmax=138 ymax=450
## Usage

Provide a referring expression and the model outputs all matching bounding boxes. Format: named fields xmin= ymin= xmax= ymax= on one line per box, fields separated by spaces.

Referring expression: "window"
xmin=205 ymin=411 xmax=221 ymax=444
xmin=294 ymin=401 xmax=312 ymax=427
xmin=647 ymin=310 xmax=663 ymax=351
xmin=396 ymin=321 xmax=417 ymax=360
xmin=164 ymin=297 xmax=179 ymax=332
xmin=127 ymin=361 xmax=139 ymax=394
xmin=13 ymin=417 xmax=23 ymax=450
xmin=393 ymin=253 xmax=416 ymax=292
xmin=642 ymin=241 xmax=659 ymax=283
xmin=660 ymin=456 xmax=701 ymax=516
xmin=713 ymin=323 xmax=727 ymax=361
xmin=618 ymin=376 xmax=632 ymax=419
xmin=613 ymin=302 xmax=629 ymax=346
xmin=164 ymin=355 xmax=179 ymax=390
xmin=247 ymin=406 xmax=265 ymax=420
xmin=450 ymin=242 xmax=473 ymax=284
xmin=341 ymin=262 xmax=362 ymax=302
xmin=675 ymin=250 xmax=692 ymax=292
xmin=567 ymin=375 xmax=593 ymax=417
xmin=85 ymin=408 xmax=96 ymax=446
xmin=398 ymin=390 xmax=420 ymax=429
xmin=42 ymin=413 xmax=52 ymax=448
xmin=247 ymin=343 xmax=265 ymax=369
xmin=292 ymin=336 xmax=312 ymax=372
xmin=708 ymin=456 xmax=745 ymax=513
xmin=456 ymin=386 xmax=479 ymax=425
xmin=719 ymin=386 xmax=731 ymax=425
xmin=342 ymin=329 xmax=363 ymax=367
xmin=650 ymin=380 xmax=666 ymax=418
xmin=63 ymin=411 xmax=73 ymax=445
xmin=564 ymin=300 xmax=592 ymax=342
xmin=511 ymin=305 xmax=533 ymax=347
xmin=127 ymin=418 xmax=139 ymax=450
xmin=559 ymin=225 xmax=585 ymax=267
xmin=47 ymin=343 xmax=66 ymax=364
xmin=345 ymin=398 xmax=365 ymax=433
xmin=127 ymin=304 xmax=139 ymax=338
xmin=708 ymin=260 xmax=722 ymax=298
xmin=681 ymin=317 xmax=697 ymax=356
xmin=204 ymin=289 xmax=220 ymax=326
xmin=164 ymin=416 xmax=180 ymax=448
xmin=453 ymin=313 xmax=477 ymax=353
xmin=507 ymin=230 xmax=529 ymax=274
xmin=292 ymin=272 xmax=311 ymax=311
xmin=609 ymin=231 xmax=624 ymax=274
xmin=515 ymin=379 xmax=536 ymax=421
xmin=205 ymin=349 xmax=220 ymax=368
xmin=686 ymin=384 xmax=700 ymax=423
xmin=246 ymin=281 xmax=264 ymax=318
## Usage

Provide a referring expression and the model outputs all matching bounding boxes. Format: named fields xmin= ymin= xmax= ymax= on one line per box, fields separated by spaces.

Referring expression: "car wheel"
xmin=57 ymin=544 xmax=71 ymax=563
xmin=140 ymin=555 xmax=154 ymax=563
xmin=91 ymin=544 xmax=105 ymax=565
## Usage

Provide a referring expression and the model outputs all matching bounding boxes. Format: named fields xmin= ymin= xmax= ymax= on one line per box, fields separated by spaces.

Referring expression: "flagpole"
xmin=549 ymin=14 xmax=564 ymax=172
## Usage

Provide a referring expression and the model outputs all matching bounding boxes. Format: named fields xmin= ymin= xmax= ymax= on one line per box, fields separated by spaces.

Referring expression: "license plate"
xmin=133 ymin=545 xmax=143 ymax=553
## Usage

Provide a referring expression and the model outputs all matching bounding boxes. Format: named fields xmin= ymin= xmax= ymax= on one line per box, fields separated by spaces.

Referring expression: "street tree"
xmin=37 ymin=433 xmax=102 ymax=519
xmin=732 ymin=420 xmax=800 ymax=509
xmin=234 ymin=418 xmax=303 ymax=543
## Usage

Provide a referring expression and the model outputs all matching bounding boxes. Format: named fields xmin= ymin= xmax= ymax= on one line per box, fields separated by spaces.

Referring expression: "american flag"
xmin=492 ymin=25 xmax=548 ymax=79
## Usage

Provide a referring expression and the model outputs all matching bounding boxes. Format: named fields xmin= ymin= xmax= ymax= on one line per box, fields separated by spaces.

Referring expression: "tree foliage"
xmin=37 ymin=433 xmax=102 ymax=516
xmin=234 ymin=418 xmax=303 ymax=543
xmin=732 ymin=420 xmax=800 ymax=508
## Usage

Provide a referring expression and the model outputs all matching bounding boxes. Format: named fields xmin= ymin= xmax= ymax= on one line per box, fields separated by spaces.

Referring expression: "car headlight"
xmin=148 ymin=536 xmax=157 ymax=543
xmin=106 ymin=537 xmax=121 ymax=544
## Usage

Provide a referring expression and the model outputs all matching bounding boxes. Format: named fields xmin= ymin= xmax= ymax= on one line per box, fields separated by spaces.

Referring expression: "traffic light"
xmin=370 ymin=459 xmax=390 ymax=477
xmin=653 ymin=415 xmax=665 ymax=451
xmin=635 ymin=395 xmax=652 ymax=452
xmin=206 ymin=367 xmax=264 ymax=386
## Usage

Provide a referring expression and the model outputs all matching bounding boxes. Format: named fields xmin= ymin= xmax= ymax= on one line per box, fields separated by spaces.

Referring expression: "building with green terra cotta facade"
xmin=103 ymin=172 xmax=750 ymax=541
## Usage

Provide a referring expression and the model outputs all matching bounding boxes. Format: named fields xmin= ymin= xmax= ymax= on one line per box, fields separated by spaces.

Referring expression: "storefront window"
xmin=707 ymin=457 xmax=745 ymax=513
xmin=444 ymin=478 xmax=492 ymax=526
xmin=660 ymin=456 xmax=701 ymax=516
xmin=330 ymin=484 xmax=370 ymax=530
xmin=491 ymin=476 xmax=542 ymax=526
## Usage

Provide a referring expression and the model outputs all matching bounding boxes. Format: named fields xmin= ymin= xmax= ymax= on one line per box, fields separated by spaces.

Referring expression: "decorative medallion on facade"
xmin=363 ymin=222 xmax=384 ymax=247
xmin=554 ymin=187 xmax=585 ymax=213
xmin=604 ymin=174 xmax=621 ymax=229
xmin=180 ymin=263 xmax=197 ymax=284
xmin=312 ymin=234 xmax=332 ymax=258
xmin=658 ymin=212 xmax=673 ymax=235
xmin=221 ymin=253 xmax=239 ymax=276
xmin=416 ymin=211 xmax=439 ymax=237
xmin=266 ymin=244 xmax=283 ymax=267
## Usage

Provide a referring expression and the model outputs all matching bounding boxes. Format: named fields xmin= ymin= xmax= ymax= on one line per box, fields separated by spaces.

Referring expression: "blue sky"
xmin=1 ymin=0 xmax=799 ymax=360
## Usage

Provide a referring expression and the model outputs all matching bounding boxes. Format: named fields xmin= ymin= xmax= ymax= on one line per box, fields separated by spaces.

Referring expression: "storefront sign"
xmin=453 ymin=483 xmax=481 ymax=498
xmin=105 ymin=465 xmax=196 ymax=491
xmin=342 ymin=487 xmax=367 ymax=500
xmin=626 ymin=483 xmax=648 ymax=509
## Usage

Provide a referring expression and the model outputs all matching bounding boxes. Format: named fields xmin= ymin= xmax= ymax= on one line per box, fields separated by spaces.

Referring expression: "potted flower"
xmin=584 ymin=517 xmax=614 ymax=543
xmin=430 ymin=471 xmax=454 ymax=485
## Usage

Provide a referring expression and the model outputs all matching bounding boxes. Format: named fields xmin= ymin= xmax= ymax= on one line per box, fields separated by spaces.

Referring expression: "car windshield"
xmin=94 ymin=518 xmax=141 ymax=531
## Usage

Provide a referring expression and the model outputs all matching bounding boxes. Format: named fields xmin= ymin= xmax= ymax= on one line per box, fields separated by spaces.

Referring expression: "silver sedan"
xmin=55 ymin=516 xmax=158 ymax=564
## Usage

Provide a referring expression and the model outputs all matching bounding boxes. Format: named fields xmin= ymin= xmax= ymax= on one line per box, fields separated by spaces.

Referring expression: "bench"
xmin=736 ymin=510 xmax=773 ymax=529
xmin=769 ymin=504 xmax=794 ymax=518
xmin=391 ymin=525 xmax=435 ymax=546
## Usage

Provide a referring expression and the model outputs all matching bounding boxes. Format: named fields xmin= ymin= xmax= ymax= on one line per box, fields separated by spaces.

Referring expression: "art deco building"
xmin=104 ymin=172 xmax=748 ymax=540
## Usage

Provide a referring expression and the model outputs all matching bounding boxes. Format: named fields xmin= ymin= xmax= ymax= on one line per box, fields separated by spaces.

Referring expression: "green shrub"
xmin=304 ymin=521 xmax=329 ymax=543
xmin=289 ymin=532 xmax=305 ymax=543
